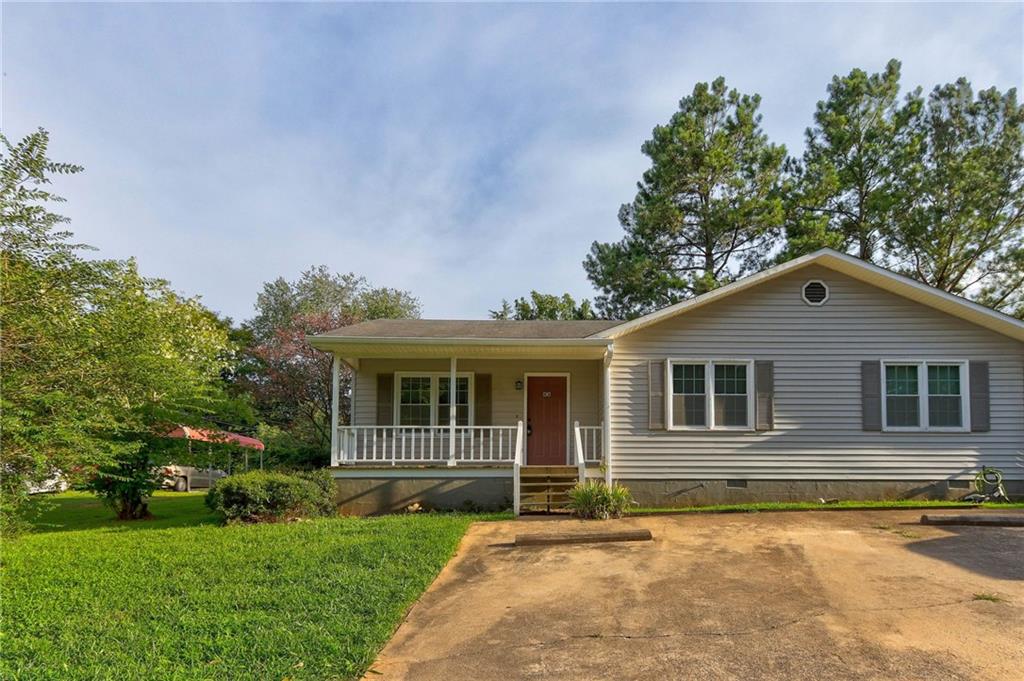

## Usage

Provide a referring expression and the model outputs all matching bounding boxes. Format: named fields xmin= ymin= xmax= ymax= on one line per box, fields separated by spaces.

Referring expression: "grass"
xmin=2 ymin=492 xmax=506 ymax=681
xmin=634 ymin=499 xmax=1024 ymax=515
xmin=973 ymin=592 xmax=1007 ymax=603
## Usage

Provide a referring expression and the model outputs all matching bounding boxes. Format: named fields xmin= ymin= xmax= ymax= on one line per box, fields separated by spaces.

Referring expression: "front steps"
xmin=519 ymin=466 xmax=579 ymax=513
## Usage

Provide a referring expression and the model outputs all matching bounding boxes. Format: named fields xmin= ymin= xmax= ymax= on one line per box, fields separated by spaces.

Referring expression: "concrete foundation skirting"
xmin=617 ymin=478 xmax=1024 ymax=507
xmin=334 ymin=475 xmax=513 ymax=515
xmin=334 ymin=473 xmax=1022 ymax=515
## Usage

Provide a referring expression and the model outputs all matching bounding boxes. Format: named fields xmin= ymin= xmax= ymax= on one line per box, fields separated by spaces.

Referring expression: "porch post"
xmin=448 ymin=356 xmax=457 ymax=467
xmin=330 ymin=353 xmax=340 ymax=466
xmin=603 ymin=345 xmax=613 ymax=487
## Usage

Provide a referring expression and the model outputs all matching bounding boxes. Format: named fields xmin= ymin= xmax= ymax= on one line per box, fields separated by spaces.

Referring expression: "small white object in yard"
xmin=818 ymin=498 xmax=839 ymax=505
xmin=405 ymin=502 xmax=422 ymax=514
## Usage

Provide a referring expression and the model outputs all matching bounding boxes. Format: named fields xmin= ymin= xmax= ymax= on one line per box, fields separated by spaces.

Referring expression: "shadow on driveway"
xmin=903 ymin=525 xmax=1024 ymax=581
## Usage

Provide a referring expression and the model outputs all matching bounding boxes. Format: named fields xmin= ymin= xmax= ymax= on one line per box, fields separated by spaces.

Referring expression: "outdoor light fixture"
xmin=515 ymin=380 xmax=523 ymax=391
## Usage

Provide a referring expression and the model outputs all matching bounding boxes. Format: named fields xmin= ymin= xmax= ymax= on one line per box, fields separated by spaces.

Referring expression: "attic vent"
xmin=802 ymin=280 xmax=829 ymax=306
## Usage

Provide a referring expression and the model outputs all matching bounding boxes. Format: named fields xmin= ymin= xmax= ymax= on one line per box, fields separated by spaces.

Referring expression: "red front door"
xmin=526 ymin=376 xmax=567 ymax=465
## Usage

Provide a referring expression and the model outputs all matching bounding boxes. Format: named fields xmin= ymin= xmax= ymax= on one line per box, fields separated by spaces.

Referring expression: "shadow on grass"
xmin=27 ymin=492 xmax=220 ymax=534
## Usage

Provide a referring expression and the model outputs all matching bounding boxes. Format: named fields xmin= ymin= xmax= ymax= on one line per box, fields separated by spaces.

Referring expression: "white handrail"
xmin=513 ymin=420 xmax=524 ymax=516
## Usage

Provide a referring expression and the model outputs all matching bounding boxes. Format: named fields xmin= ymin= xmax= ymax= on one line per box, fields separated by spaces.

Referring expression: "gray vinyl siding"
xmin=610 ymin=265 xmax=1024 ymax=481
xmin=353 ymin=358 xmax=602 ymax=428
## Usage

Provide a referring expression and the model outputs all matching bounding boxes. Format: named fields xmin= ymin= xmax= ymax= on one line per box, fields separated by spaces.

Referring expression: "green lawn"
xmin=2 ymin=492 xmax=504 ymax=681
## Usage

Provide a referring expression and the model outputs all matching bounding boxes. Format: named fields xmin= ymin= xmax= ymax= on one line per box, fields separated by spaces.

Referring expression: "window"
xmin=398 ymin=376 xmax=432 ymax=426
xmin=672 ymin=363 xmax=706 ymax=426
xmin=928 ymin=365 xmax=962 ymax=428
xmin=668 ymin=360 xmax=753 ymax=430
xmin=714 ymin=364 xmax=749 ymax=427
xmin=395 ymin=373 xmax=474 ymax=426
xmin=882 ymin=361 xmax=968 ymax=431
xmin=438 ymin=376 xmax=470 ymax=426
xmin=885 ymin=364 xmax=919 ymax=428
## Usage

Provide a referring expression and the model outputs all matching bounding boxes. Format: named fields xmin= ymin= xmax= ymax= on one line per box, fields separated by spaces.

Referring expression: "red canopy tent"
xmin=166 ymin=426 xmax=264 ymax=451
xmin=166 ymin=426 xmax=265 ymax=472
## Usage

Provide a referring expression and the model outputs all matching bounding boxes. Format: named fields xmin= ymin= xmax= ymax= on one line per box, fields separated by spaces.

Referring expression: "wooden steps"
xmin=519 ymin=466 xmax=579 ymax=513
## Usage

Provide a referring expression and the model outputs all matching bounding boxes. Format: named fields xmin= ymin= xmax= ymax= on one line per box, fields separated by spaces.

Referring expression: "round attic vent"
xmin=802 ymin=280 xmax=829 ymax=306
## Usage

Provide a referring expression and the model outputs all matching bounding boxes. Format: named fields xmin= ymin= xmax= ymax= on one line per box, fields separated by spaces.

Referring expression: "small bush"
xmin=205 ymin=470 xmax=334 ymax=523
xmin=85 ymin=451 xmax=161 ymax=520
xmin=567 ymin=481 xmax=634 ymax=519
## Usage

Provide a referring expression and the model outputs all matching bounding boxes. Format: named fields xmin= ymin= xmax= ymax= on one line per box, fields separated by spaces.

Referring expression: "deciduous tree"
xmin=239 ymin=268 xmax=420 ymax=466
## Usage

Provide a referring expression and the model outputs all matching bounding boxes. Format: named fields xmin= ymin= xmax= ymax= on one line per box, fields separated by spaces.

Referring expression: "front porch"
xmin=309 ymin=321 xmax=616 ymax=514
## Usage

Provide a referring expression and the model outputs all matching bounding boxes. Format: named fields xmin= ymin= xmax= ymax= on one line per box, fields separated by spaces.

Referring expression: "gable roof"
xmin=312 ymin=319 xmax=618 ymax=343
xmin=591 ymin=248 xmax=1024 ymax=343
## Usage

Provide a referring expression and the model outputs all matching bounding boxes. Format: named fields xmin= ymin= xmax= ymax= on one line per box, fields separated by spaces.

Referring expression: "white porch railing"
xmin=335 ymin=425 xmax=520 ymax=466
xmin=573 ymin=423 xmax=603 ymax=464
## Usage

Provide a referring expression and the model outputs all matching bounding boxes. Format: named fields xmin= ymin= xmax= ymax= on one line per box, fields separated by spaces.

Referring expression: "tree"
xmin=239 ymin=268 xmax=420 ymax=467
xmin=886 ymin=81 xmax=1024 ymax=317
xmin=584 ymin=78 xmax=787 ymax=319
xmin=783 ymin=60 xmax=922 ymax=261
xmin=1 ymin=129 xmax=238 ymax=526
xmin=490 ymin=291 xmax=596 ymax=320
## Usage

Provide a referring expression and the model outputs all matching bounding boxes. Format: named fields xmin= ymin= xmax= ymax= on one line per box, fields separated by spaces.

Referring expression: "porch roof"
xmin=312 ymin=318 xmax=618 ymax=339
xmin=307 ymin=319 xmax=616 ymax=360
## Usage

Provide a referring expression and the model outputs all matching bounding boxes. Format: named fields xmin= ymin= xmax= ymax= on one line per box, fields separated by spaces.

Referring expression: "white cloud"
xmin=3 ymin=2 xmax=1021 ymax=320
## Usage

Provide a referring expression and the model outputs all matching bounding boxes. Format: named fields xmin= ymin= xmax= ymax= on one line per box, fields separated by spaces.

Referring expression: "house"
xmin=308 ymin=249 xmax=1024 ymax=515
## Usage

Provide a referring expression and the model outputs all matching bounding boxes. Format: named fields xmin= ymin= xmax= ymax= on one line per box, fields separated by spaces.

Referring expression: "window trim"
xmin=393 ymin=372 xmax=475 ymax=427
xmin=666 ymin=359 xmax=755 ymax=432
xmin=880 ymin=360 xmax=970 ymax=433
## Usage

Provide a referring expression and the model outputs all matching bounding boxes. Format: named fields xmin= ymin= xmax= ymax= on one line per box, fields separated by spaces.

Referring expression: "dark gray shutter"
xmin=754 ymin=361 xmax=774 ymax=431
xmin=474 ymin=374 xmax=492 ymax=426
xmin=861 ymin=361 xmax=882 ymax=431
xmin=969 ymin=361 xmax=990 ymax=432
xmin=649 ymin=360 xmax=666 ymax=430
xmin=376 ymin=373 xmax=394 ymax=425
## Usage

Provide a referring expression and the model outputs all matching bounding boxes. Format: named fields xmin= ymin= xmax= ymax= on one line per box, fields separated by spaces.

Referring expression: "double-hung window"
xmin=395 ymin=373 xmax=473 ymax=426
xmin=667 ymin=360 xmax=753 ymax=430
xmin=882 ymin=361 xmax=968 ymax=431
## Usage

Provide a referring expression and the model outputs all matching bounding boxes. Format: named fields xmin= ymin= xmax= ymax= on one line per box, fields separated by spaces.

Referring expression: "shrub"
xmin=85 ymin=451 xmax=161 ymax=520
xmin=205 ymin=470 xmax=334 ymax=523
xmin=567 ymin=481 xmax=634 ymax=519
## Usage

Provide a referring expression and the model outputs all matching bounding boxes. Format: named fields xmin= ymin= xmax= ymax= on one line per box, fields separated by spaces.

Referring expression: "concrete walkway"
xmin=365 ymin=510 xmax=1024 ymax=680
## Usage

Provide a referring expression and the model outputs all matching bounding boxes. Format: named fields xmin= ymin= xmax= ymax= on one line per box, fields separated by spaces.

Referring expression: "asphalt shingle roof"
xmin=315 ymin=319 xmax=619 ymax=340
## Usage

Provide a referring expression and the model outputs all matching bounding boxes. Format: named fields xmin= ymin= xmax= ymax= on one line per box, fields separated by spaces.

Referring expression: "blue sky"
xmin=3 ymin=2 xmax=1022 ymax=322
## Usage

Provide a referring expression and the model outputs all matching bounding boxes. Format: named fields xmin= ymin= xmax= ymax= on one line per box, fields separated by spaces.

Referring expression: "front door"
xmin=526 ymin=376 xmax=567 ymax=465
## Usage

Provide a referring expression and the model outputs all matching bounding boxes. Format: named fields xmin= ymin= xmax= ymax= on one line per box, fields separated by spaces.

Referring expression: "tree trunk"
xmin=116 ymin=496 xmax=151 ymax=520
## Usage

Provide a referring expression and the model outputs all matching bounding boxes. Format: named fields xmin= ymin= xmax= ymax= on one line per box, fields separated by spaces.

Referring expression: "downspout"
xmin=603 ymin=344 xmax=613 ymax=487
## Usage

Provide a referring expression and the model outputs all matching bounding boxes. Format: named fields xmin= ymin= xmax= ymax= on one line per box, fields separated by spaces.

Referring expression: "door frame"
xmin=522 ymin=372 xmax=571 ymax=465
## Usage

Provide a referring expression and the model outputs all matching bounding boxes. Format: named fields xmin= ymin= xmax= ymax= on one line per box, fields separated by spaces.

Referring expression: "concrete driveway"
xmin=366 ymin=510 xmax=1024 ymax=681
